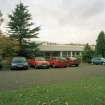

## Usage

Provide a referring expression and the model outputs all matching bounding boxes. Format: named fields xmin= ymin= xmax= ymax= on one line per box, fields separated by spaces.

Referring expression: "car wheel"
xmin=69 ymin=64 xmax=72 ymax=67
xmin=25 ymin=67 xmax=28 ymax=70
xmin=35 ymin=65 xmax=38 ymax=69
xmin=64 ymin=65 xmax=67 ymax=68
xmin=0 ymin=65 xmax=2 ymax=70
xmin=52 ymin=64 xmax=56 ymax=68
xmin=50 ymin=65 xmax=53 ymax=68
xmin=33 ymin=65 xmax=36 ymax=69
xmin=91 ymin=62 xmax=93 ymax=64
xmin=75 ymin=64 xmax=79 ymax=67
xmin=46 ymin=66 xmax=50 ymax=69
xmin=28 ymin=64 xmax=31 ymax=67
xmin=102 ymin=62 xmax=105 ymax=65
xmin=10 ymin=67 xmax=14 ymax=70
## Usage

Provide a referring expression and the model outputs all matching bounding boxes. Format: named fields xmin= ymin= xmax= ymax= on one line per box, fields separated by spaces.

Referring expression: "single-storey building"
xmin=38 ymin=42 xmax=86 ymax=59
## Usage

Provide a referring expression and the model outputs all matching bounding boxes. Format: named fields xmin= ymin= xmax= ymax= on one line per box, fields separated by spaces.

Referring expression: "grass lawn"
xmin=0 ymin=76 xmax=105 ymax=105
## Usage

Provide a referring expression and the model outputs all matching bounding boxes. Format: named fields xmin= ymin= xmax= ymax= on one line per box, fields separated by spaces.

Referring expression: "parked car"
xmin=65 ymin=57 xmax=80 ymax=67
xmin=49 ymin=57 xmax=67 ymax=68
xmin=91 ymin=57 xmax=105 ymax=65
xmin=28 ymin=57 xmax=50 ymax=69
xmin=11 ymin=57 xmax=29 ymax=70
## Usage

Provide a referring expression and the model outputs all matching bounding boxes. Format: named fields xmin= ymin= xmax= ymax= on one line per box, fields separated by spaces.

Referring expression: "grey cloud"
xmin=80 ymin=0 xmax=105 ymax=18
xmin=59 ymin=0 xmax=105 ymax=26
xmin=0 ymin=0 xmax=19 ymax=13
xmin=62 ymin=0 xmax=105 ymax=17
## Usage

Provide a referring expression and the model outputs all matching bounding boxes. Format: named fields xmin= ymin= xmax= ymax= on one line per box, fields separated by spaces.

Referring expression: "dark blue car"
xmin=91 ymin=57 xmax=105 ymax=65
xmin=11 ymin=57 xmax=29 ymax=70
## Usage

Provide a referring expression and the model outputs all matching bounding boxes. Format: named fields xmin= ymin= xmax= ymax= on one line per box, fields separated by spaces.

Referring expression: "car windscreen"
xmin=101 ymin=58 xmax=105 ymax=61
xmin=92 ymin=58 xmax=101 ymax=60
xmin=69 ymin=57 xmax=77 ymax=60
xmin=35 ymin=57 xmax=45 ymax=61
xmin=59 ymin=57 xmax=66 ymax=60
xmin=12 ymin=58 xmax=26 ymax=63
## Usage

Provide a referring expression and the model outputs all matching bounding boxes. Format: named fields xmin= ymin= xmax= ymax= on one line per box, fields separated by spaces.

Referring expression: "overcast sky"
xmin=0 ymin=0 xmax=105 ymax=44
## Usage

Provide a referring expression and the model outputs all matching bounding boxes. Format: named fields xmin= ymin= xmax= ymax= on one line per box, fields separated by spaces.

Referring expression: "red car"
xmin=49 ymin=57 xmax=67 ymax=68
xmin=66 ymin=57 xmax=80 ymax=67
xmin=28 ymin=57 xmax=50 ymax=69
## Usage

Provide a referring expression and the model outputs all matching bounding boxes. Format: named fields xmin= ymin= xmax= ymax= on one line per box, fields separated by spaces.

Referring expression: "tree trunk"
xmin=19 ymin=37 xmax=22 ymax=51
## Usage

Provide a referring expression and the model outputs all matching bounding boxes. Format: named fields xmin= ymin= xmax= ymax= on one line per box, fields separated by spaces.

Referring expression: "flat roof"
xmin=39 ymin=45 xmax=84 ymax=51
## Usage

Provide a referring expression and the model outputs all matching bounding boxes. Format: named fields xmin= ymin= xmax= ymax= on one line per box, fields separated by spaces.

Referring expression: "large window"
xmin=52 ymin=51 xmax=60 ymax=57
xmin=72 ymin=51 xmax=75 ymax=56
xmin=68 ymin=51 xmax=71 ymax=57
xmin=76 ymin=51 xmax=80 ymax=56
xmin=62 ymin=51 xmax=68 ymax=57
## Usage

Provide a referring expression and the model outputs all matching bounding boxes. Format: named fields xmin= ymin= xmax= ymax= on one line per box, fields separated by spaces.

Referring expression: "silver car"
xmin=91 ymin=57 xmax=105 ymax=65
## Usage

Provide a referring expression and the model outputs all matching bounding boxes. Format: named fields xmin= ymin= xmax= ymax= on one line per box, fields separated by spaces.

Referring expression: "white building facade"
xmin=38 ymin=43 xmax=85 ymax=59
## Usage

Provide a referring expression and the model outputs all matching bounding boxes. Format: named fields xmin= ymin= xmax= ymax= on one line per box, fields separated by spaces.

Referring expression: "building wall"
xmin=41 ymin=51 xmax=82 ymax=59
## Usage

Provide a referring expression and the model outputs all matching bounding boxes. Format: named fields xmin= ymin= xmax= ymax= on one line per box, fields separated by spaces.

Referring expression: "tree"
xmin=95 ymin=31 xmax=105 ymax=57
xmin=8 ymin=2 xmax=40 ymax=50
xmin=0 ymin=35 xmax=19 ymax=57
xmin=0 ymin=10 xmax=3 ymax=34
xmin=0 ymin=11 xmax=18 ymax=57
xmin=82 ymin=43 xmax=94 ymax=63
xmin=0 ymin=11 xmax=3 ymax=26
xmin=17 ymin=42 xmax=40 ymax=58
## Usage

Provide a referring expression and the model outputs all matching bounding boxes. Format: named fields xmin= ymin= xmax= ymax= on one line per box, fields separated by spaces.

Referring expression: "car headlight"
xmin=11 ymin=63 xmax=17 ymax=66
xmin=24 ymin=63 xmax=28 ymax=66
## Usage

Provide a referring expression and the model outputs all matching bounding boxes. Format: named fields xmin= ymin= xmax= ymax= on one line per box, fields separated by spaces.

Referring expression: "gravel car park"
xmin=0 ymin=64 xmax=105 ymax=90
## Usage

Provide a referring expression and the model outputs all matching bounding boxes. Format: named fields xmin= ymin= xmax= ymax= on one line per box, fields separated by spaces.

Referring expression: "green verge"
xmin=0 ymin=76 xmax=105 ymax=105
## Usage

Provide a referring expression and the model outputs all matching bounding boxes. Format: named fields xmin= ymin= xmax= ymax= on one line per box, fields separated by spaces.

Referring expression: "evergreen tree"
xmin=17 ymin=42 xmax=40 ymax=58
xmin=95 ymin=31 xmax=105 ymax=57
xmin=0 ymin=11 xmax=3 ymax=34
xmin=82 ymin=43 xmax=94 ymax=63
xmin=0 ymin=11 xmax=3 ymax=26
xmin=8 ymin=3 xmax=40 ymax=50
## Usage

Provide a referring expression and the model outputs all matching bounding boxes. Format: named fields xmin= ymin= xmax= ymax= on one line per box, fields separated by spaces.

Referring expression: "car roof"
xmin=12 ymin=57 xmax=26 ymax=61
xmin=92 ymin=57 xmax=105 ymax=59
xmin=35 ymin=57 xmax=46 ymax=60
